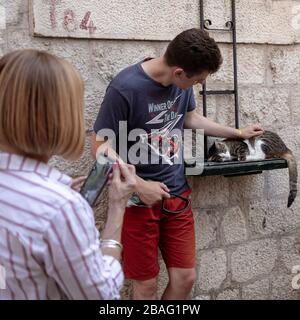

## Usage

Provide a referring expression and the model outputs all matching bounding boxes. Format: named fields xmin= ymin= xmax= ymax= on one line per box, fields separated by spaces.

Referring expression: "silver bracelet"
xmin=100 ymin=239 xmax=123 ymax=251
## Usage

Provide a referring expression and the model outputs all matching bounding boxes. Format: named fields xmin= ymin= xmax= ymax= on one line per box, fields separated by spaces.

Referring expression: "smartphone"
xmin=80 ymin=154 xmax=114 ymax=207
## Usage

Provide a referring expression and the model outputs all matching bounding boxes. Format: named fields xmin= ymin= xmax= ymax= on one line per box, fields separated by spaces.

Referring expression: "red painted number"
xmin=80 ymin=11 xmax=97 ymax=34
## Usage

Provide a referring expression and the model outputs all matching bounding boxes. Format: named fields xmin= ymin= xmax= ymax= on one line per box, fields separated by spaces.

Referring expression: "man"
xmin=92 ymin=28 xmax=263 ymax=300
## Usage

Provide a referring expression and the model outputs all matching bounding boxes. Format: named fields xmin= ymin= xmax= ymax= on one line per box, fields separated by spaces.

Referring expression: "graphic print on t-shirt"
xmin=140 ymin=94 xmax=183 ymax=165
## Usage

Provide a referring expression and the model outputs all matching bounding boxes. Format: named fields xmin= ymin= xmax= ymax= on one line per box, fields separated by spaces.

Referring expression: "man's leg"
xmin=159 ymin=189 xmax=196 ymax=300
xmin=132 ymin=277 xmax=158 ymax=300
xmin=121 ymin=205 xmax=161 ymax=300
xmin=161 ymin=267 xmax=196 ymax=300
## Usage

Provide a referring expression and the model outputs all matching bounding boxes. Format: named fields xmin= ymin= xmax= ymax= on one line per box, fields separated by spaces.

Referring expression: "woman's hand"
xmin=240 ymin=125 xmax=264 ymax=139
xmin=102 ymin=163 xmax=137 ymax=259
xmin=107 ymin=162 xmax=137 ymax=208
xmin=71 ymin=176 xmax=87 ymax=192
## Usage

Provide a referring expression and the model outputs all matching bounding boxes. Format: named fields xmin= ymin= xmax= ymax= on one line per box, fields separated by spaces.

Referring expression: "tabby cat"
xmin=208 ymin=130 xmax=297 ymax=208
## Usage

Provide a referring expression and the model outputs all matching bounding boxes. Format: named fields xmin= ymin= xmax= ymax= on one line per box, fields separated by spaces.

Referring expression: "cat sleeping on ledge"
xmin=208 ymin=130 xmax=298 ymax=208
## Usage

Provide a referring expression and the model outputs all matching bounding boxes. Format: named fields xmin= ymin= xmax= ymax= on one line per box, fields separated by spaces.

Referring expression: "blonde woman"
xmin=0 ymin=49 xmax=136 ymax=300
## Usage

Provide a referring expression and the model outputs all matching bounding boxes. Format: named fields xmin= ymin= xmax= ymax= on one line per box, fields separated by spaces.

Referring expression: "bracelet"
xmin=236 ymin=128 xmax=243 ymax=138
xmin=100 ymin=239 xmax=123 ymax=251
xmin=101 ymin=244 xmax=122 ymax=251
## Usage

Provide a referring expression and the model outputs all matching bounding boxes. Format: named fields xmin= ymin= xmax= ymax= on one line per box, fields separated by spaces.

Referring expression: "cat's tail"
xmin=282 ymin=151 xmax=298 ymax=208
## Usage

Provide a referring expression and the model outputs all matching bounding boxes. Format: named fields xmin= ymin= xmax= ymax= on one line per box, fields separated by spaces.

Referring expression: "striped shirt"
xmin=0 ymin=152 xmax=123 ymax=300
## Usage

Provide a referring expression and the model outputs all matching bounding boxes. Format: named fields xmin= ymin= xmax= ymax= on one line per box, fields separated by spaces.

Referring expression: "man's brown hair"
xmin=164 ymin=28 xmax=223 ymax=77
xmin=0 ymin=49 xmax=85 ymax=161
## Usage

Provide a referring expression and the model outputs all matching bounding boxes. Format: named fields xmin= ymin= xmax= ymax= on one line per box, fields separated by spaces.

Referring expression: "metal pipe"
xmin=200 ymin=0 xmax=208 ymax=159
xmin=200 ymin=0 xmax=205 ymax=29
xmin=231 ymin=0 xmax=240 ymax=129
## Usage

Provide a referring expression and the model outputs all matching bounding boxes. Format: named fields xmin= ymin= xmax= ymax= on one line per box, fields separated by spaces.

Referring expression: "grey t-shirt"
xmin=94 ymin=60 xmax=196 ymax=195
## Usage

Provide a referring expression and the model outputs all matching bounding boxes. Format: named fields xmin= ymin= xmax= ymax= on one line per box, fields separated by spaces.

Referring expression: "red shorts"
xmin=121 ymin=188 xmax=195 ymax=281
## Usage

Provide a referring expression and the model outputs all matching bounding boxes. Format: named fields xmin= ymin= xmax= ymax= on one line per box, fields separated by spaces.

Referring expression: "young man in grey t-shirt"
xmin=92 ymin=29 xmax=263 ymax=299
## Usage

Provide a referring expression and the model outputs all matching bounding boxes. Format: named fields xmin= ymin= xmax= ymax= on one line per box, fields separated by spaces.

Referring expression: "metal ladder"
xmin=187 ymin=0 xmax=288 ymax=177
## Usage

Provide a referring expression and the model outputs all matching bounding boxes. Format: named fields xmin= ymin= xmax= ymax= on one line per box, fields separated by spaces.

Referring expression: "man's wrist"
xmin=135 ymin=175 xmax=146 ymax=191
xmin=235 ymin=128 xmax=244 ymax=139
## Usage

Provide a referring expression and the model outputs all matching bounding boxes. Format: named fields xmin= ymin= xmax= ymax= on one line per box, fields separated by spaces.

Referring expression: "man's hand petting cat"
xmin=239 ymin=125 xmax=264 ymax=139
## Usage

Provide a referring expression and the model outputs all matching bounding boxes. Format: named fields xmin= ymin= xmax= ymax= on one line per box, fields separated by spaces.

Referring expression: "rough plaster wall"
xmin=31 ymin=0 xmax=300 ymax=44
xmin=1 ymin=0 xmax=300 ymax=300
xmin=31 ymin=0 xmax=199 ymax=40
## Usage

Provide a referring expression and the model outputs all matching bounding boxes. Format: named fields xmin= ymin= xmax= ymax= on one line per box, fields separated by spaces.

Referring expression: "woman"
xmin=0 ymin=49 xmax=136 ymax=300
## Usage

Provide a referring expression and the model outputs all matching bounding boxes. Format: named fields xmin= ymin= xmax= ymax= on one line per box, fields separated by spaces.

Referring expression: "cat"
xmin=208 ymin=130 xmax=298 ymax=208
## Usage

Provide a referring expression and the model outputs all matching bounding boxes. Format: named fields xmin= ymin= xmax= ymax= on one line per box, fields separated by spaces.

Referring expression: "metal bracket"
xmin=203 ymin=19 xmax=234 ymax=32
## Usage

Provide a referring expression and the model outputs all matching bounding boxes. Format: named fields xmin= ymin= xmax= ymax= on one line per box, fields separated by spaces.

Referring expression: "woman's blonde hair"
xmin=0 ymin=49 xmax=85 ymax=160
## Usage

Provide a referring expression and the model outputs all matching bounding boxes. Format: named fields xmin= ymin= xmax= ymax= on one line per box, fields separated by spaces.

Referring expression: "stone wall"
xmin=1 ymin=0 xmax=300 ymax=299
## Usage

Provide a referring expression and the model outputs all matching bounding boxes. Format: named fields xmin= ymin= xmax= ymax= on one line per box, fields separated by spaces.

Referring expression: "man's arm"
xmin=184 ymin=109 xmax=264 ymax=139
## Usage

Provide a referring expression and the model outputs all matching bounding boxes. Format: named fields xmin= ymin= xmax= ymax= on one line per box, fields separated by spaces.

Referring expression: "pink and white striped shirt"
xmin=0 ymin=152 xmax=123 ymax=300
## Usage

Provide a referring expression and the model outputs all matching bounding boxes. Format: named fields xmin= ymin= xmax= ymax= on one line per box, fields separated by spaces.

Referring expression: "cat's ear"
xmin=215 ymin=141 xmax=226 ymax=149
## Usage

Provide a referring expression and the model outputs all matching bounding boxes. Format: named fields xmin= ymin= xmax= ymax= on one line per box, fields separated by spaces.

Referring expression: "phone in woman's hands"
xmin=80 ymin=154 xmax=114 ymax=207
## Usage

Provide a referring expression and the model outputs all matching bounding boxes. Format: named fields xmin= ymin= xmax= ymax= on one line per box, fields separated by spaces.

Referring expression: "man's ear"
xmin=173 ymin=67 xmax=184 ymax=78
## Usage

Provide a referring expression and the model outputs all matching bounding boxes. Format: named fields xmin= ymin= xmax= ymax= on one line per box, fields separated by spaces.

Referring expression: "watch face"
xmin=128 ymin=193 xmax=149 ymax=207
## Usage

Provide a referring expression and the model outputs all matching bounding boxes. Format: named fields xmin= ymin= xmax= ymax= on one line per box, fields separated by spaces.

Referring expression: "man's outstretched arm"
xmin=184 ymin=109 xmax=264 ymax=139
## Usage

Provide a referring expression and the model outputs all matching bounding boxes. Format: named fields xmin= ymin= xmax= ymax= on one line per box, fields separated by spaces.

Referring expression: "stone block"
xmin=190 ymin=176 xmax=229 ymax=208
xmin=90 ymin=40 xmax=163 ymax=84
xmin=242 ymin=279 xmax=270 ymax=300
xmin=5 ymin=0 xmax=28 ymax=27
xmin=216 ymin=288 xmax=240 ymax=300
xmin=30 ymin=0 xmax=300 ymax=44
xmin=269 ymin=45 xmax=300 ymax=85
xmin=193 ymin=295 xmax=211 ymax=300
xmin=290 ymin=87 xmax=300 ymax=127
xmin=231 ymin=239 xmax=277 ymax=282
xmin=204 ymin=0 xmax=300 ymax=45
xmin=0 ymin=1 xmax=6 ymax=30
xmin=239 ymin=87 xmax=290 ymax=131
xmin=275 ymin=126 xmax=299 ymax=158
xmin=194 ymin=209 xmax=218 ymax=250
xmin=221 ymin=206 xmax=247 ymax=245
xmin=194 ymin=93 xmax=236 ymax=128
xmin=249 ymin=199 xmax=300 ymax=237
xmin=196 ymin=249 xmax=227 ymax=291
xmin=228 ymin=174 xmax=265 ymax=205
xmin=264 ymin=169 xmax=290 ymax=201
xmin=31 ymin=0 xmax=199 ymax=40
xmin=280 ymin=235 xmax=300 ymax=272
xmin=208 ymin=44 xmax=265 ymax=85
xmin=270 ymin=274 xmax=300 ymax=300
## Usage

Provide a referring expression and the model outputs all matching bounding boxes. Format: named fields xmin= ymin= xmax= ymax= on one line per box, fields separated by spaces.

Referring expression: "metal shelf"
xmin=185 ymin=159 xmax=288 ymax=177
xmin=195 ymin=1 xmax=287 ymax=178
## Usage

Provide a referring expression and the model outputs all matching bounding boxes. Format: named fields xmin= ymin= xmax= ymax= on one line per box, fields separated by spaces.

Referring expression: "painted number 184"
xmin=49 ymin=1 xmax=97 ymax=34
